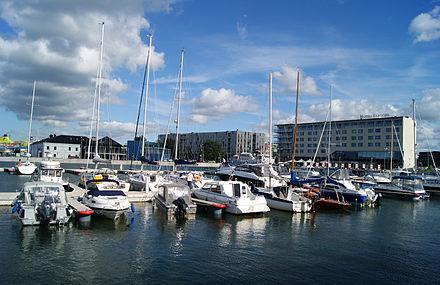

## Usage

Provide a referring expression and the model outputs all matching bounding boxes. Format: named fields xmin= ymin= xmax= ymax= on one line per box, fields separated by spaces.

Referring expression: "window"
xmin=342 ymin=137 xmax=347 ymax=141
xmin=386 ymin=128 xmax=391 ymax=132
xmin=368 ymin=122 xmax=375 ymax=126
xmin=368 ymin=129 xmax=374 ymax=133
xmin=375 ymin=142 xmax=381 ymax=147
xmin=352 ymin=129 xmax=357 ymax=134
xmin=375 ymin=135 xmax=381 ymax=139
xmin=351 ymin=136 xmax=356 ymax=140
xmin=54 ymin=146 xmax=57 ymax=150
xmin=75 ymin=147 xmax=78 ymax=151
xmin=69 ymin=147 xmax=71 ymax=151
xmin=395 ymin=127 xmax=400 ymax=132
xmin=46 ymin=146 xmax=49 ymax=150
xmin=359 ymin=122 xmax=366 ymax=126
xmin=308 ymin=138 xmax=312 ymax=141
xmin=308 ymin=131 xmax=312 ymax=135
xmin=386 ymin=135 xmax=391 ymax=140
xmin=342 ymin=143 xmax=347 ymax=147
xmin=368 ymin=143 xmax=373 ymax=147
xmin=358 ymin=129 xmax=363 ymax=133
xmin=352 ymin=122 xmax=358 ymax=126
xmin=358 ymin=136 xmax=363 ymax=140
xmin=336 ymin=137 xmax=340 ymax=141
xmin=375 ymin=128 xmax=381 ymax=133
xmin=358 ymin=143 xmax=363 ymax=147
xmin=376 ymin=121 xmax=384 ymax=126
xmin=351 ymin=143 xmax=356 ymax=147
xmin=368 ymin=136 xmax=374 ymax=140
xmin=342 ymin=130 xmax=347 ymax=134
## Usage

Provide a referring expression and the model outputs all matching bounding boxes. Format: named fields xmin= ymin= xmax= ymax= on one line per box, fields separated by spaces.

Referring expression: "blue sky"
xmin=0 ymin=0 xmax=440 ymax=153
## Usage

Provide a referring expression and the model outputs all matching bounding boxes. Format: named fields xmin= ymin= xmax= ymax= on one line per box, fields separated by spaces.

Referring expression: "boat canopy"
xmin=87 ymin=189 xmax=126 ymax=197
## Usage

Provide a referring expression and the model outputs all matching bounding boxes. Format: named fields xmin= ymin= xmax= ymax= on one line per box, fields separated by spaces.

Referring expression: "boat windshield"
xmin=41 ymin=170 xmax=62 ymax=177
xmin=167 ymin=186 xmax=188 ymax=199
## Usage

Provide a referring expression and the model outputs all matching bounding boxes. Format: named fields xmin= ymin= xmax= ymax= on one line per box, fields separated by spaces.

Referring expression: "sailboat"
xmin=15 ymin=80 xmax=38 ymax=175
xmin=253 ymin=72 xmax=313 ymax=212
xmin=80 ymin=23 xmax=132 ymax=219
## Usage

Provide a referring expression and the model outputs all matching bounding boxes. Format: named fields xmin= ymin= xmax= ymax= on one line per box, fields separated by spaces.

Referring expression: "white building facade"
xmin=276 ymin=116 xmax=415 ymax=169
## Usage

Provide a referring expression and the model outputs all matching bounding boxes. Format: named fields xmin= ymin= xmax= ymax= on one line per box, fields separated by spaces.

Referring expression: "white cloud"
xmin=416 ymin=88 xmax=440 ymax=121
xmin=0 ymin=0 xmax=169 ymax=128
xmin=409 ymin=6 xmax=440 ymax=43
xmin=188 ymin=88 xmax=258 ymax=124
xmin=273 ymin=65 xmax=321 ymax=95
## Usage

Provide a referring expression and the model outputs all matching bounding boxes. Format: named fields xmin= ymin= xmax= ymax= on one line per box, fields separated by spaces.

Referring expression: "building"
xmin=30 ymin=134 xmax=83 ymax=158
xmin=31 ymin=134 xmax=126 ymax=160
xmin=418 ymin=151 xmax=440 ymax=168
xmin=157 ymin=130 xmax=265 ymax=161
xmin=276 ymin=116 xmax=416 ymax=169
xmin=126 ymin=140 xmax=171 ymax=161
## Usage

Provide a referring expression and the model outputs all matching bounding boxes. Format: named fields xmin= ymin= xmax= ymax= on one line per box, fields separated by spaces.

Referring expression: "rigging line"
xmin=415 ymin=104 xmax=437 ymax=171
xmin=393 ymin=124 xmax=404 ymax=168
xmin=158 ymin=67 xmax=181 ymax=171
xmin=130 ymin=41 xmax=150 ymax=168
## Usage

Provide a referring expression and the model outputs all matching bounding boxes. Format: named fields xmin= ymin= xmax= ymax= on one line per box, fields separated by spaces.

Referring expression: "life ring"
xmin=195 ymin=176 xmax=200 ymax=182
xmin=17 ymin=163 xmax=22 ymax=167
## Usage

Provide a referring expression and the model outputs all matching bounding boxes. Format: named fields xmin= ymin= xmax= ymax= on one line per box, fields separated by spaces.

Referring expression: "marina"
xmin=1 ymin=161 xmax=440 ymax=283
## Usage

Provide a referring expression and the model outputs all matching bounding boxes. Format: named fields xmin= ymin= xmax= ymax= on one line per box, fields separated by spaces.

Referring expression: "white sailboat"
xmin=254 ymin=72 xmax=313 ymax=212
xmin=15 ymin=81 xmax=38 ymax=175
xmin=80 ymin=23 xmax=131 ymax=219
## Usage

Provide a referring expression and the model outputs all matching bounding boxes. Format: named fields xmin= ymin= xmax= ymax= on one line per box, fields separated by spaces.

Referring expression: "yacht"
xmin=153 ymin=183 xmax=197 ymax=217
xmin=81 ymin=179 xmax=132 ymax=219
xmin=373 ymin=175 xmax=428 ymax=200
xmin=79 ymin=168 xmax=130 ymax=192
xmin=11 ymin=181 xmax=72 ymax=226
xmin=255 ymin=185 xmax=312 ymax=213
xmin=192 ymin=181 xmax=270 ymax=215
xmin=217 ymin=163 xmax=286 ymax=188
xmin=15 ymin=154 xmax=37 ymax=175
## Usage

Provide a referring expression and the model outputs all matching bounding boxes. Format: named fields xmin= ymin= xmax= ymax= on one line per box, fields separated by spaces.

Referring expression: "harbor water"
xmin=1 ymin=162 xmax=439 ymax=284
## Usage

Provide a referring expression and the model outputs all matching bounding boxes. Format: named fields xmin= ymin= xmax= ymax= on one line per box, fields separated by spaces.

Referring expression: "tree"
xmin=203 ymin=140 xmax=225 ymax=162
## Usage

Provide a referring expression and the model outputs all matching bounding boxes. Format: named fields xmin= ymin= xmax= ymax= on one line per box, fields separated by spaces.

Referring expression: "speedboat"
xmin=374 ymin=175 xmax=428 ymax=200
xmin=217 ymin=163 xmax=286 ymax=188
xmin=193 ymin=181 xmax=270 ymax=214
xmin=11 ymin=181 xmax=72 ymax=226
xmin=81 ymin=179 xmax=132 ymax=219
xmin=153 ymin=183 xmax=197 ymax=217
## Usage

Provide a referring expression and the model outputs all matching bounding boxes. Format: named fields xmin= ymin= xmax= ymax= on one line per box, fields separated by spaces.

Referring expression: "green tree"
xmin=203 ymin=140 xmax=225 ymax=162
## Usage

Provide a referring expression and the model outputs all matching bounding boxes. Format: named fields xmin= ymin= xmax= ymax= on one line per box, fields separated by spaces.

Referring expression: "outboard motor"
xmin=173 ymin=197 xmax=187 ymax=216
xmin=37 ymin=197 xmax=55 ymax=223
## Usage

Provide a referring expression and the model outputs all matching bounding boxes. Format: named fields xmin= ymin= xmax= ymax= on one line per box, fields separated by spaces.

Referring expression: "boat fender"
xmin=131 ymin=204 xmax=135 ymax=213
xmin=18 ymin=163 xmax=22 ymax=167
xmin=12 ymin=203 xmax=19 ymax=213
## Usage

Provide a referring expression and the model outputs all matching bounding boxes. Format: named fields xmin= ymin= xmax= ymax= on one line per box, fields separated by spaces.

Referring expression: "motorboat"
xmin=153 ymin=183 xmax=197 ymax=217
xmin=81 ymin=179 xmax=132 ymax=219
xmin=36 ymin=155 xmax=71 ymax=191
xmin=11 ymin=181 xmax=72 ymax=226
xmin=254 ymin=185 xmax=312 ymax=213
xmin=421 ymin=174 xmax=440 ymax=195
xmin=193 ymin=181 xmax=270 ymax=215
xmin=373 ymin=175 xmax=429 ymax=200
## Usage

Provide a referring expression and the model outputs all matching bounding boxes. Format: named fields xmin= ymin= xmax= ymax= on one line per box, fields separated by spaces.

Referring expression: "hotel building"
xmin=276 ymin=116 xmax=416 ymax=169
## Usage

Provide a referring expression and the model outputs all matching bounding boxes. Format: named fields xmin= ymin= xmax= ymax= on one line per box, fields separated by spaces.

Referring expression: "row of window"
xmin=46 ymin=146 xmax=79 ymax=151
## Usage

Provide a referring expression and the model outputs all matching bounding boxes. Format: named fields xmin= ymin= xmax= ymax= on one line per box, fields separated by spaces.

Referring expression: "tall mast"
xmin=291 ymin=71 xmax=299 ymax=172
xmin=390 ymin=121 xmax=394 ymax=180
xmin=27 ymin=80 xmax=36 ymax=155
xmin=174 ymin=49 xmax=184 ymax=160
xmin=269 ymin=73 xmax=273 ymax=164
xmin=327 ymin=85 xmax=332 ymax=177
xmin=95 ymin=22 xmax=104 ymax=157
xmin=142 ymin=34 xmax=152 ymax=158
xmin=413 ymin=98 xmax=417 ymax=169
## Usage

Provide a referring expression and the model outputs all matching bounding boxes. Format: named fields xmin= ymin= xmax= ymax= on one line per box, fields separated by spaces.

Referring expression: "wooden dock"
xmin=0 ymin=192 xmax=17 ymax=206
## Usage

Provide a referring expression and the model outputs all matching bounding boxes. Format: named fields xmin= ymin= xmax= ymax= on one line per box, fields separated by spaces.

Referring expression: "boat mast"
xmin=327 ymin=85 xmax=332 ymax=177
xmin=290 ymin=71 xmax=299 ymax=172
xmin=174 ymin=49 xmax=184 ymax=160
xmin=94 ymin=22 xmax=104 ymax=158
xmin=269 ymin=73 xmax=273 ymax=164
xmin=390 ymin=121 xmax=394 ymax=181
xmin=141 ymin=34 xmax=153 ymax=161
xmin=27 ymin=80 xmax=36 ymax=155
xmin=413 ymin=98 xmax=417 ymax=170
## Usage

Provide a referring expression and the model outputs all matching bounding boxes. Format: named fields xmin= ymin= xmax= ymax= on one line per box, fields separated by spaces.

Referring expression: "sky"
xmin=1 ymin=0 xmax=440 ymax=153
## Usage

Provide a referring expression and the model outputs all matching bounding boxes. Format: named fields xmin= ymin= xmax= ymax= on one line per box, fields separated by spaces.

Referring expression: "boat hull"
xmin=263 ymin=194 xmax=312 ymax=212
